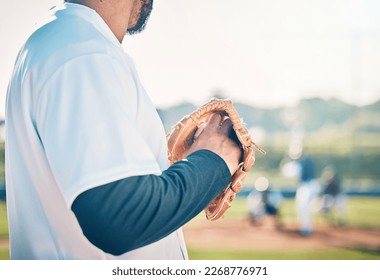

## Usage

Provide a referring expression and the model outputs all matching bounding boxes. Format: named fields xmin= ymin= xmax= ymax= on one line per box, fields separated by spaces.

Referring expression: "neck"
xmin=66 ymin=0 xmax=133 ymax=42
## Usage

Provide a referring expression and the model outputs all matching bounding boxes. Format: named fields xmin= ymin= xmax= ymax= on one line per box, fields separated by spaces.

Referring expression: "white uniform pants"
xmin=295 ymin=180 xmax=321 ymax=233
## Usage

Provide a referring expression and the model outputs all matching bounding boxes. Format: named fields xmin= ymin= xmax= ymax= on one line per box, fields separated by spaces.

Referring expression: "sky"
xmin=1 ymin=0 xmax=380 ymax=117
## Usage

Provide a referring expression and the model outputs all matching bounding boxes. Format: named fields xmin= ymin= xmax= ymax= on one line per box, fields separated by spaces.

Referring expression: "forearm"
xmin=71 ymin=150 xmax=231 ymax=255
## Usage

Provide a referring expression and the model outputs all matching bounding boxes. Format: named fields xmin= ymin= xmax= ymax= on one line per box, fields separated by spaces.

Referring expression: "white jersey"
xmin=5 ymin=3 xmax=187 ymax=260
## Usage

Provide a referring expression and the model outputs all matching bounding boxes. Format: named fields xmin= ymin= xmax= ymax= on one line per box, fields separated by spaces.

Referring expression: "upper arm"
xmin=35 ymin=54 xmax=161 ymax=207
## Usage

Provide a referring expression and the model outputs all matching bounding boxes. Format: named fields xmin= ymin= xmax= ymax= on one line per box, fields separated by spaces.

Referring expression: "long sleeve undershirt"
xmin=71 ymin=150 xmax=231 ymax=255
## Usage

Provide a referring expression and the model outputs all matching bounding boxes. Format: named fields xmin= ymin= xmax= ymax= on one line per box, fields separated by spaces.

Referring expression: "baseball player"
xmin=5 ymin=0 xmax=241 ymax=259
xmin=319 ymin=166 xmax=347 ymax=226
xmin=294 ymin=154 xmax=321 ymax=236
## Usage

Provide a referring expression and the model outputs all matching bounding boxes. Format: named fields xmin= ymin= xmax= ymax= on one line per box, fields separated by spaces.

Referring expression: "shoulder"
xmin=28 ymin=18 xmax=109 ymax=58
xmin=20 ymin=11 xmax=120 ymax=84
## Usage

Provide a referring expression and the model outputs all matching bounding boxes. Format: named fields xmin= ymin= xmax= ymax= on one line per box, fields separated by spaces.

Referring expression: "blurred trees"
xmin=158 ymin=97 xmax=380 ymax=190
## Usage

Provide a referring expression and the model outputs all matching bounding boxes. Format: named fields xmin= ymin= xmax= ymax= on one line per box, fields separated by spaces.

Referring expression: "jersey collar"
xmin=53 ymin=3 xmax=123 ymax=49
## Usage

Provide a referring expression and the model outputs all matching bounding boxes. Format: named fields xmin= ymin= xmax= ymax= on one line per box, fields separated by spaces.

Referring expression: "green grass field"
xmin=187 ymin=196 xmax=380 ymax=260
xmin=188 ymin=248 xmax=380 ymax=260
xmin=1 ymin=197 xmax=380 ymax=260
xmin=0 ymin=201 xmax=9 ymax=259
xmin=217 ymin=196 xmax=380 ymax=230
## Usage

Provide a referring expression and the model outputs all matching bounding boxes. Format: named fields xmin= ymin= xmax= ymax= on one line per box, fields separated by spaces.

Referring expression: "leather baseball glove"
xmin=167 ymin=98 xmax=265 ymax=221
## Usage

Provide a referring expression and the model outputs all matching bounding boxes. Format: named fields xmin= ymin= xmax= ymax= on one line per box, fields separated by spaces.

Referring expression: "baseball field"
xmin=1 ymin=197 xmax=379 ymax=260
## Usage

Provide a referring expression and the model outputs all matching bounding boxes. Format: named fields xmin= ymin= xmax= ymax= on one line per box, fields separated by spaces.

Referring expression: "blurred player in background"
xmin=247 ymin=177 xmax=283 ymax=229
xmin=282 ymin=141 xmax=320 ymax=237
xmin=319 ymin=165 xmax=347 ymax=227
xmin=294 ymin=152 xmax=321 ymax=236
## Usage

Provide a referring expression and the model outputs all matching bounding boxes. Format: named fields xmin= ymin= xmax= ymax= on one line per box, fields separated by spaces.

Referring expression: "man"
xmin=319 ymin=165 xmax=347 ymax=226
xmin=5 ymin=0 xmax=241 ymax=259
xmin=294 ymin=154 xmax=320 ymax=237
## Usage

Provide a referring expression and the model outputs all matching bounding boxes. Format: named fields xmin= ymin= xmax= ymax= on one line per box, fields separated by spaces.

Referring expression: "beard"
xmin=127 ymin=0 xmax=153 ymax=35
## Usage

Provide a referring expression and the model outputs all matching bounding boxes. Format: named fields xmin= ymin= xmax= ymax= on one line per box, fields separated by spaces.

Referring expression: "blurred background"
xmin=1 ymin=0 xmax=380 ymax=259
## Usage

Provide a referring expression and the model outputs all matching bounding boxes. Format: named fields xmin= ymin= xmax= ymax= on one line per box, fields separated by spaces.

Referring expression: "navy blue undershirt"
xmin=71 ymin=150 xmax=231 ymax=255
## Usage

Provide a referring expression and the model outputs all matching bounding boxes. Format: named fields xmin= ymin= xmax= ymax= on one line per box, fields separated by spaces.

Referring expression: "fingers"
xmin=219 ymin=117 xmax=233 ymax=135
xmin=206 ymin=113 xmax=222 ymax=129
xmin=200 ymin=113 xmax=233 ymax=138
xmin=194 ymin=113 xmax=219 ymax=140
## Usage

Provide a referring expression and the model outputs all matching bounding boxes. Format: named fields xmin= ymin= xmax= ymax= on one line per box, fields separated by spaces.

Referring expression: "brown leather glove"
xmin=167 ymin=98 xmax=265 ymax=221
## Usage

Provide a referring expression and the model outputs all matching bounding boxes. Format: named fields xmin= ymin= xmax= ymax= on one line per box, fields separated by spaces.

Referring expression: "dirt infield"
xmin=183 ymin=217 xmax=380 ymax=251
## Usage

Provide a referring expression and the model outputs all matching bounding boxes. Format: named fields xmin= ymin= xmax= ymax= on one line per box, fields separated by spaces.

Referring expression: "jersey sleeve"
xmin=35 ymin=54 xmax=162 ymax=207
xmin=71 ymin=150 xmax=231 ymax=255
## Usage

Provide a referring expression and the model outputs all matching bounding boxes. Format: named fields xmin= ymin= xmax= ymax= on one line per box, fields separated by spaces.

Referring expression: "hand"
xmin=185 ymin=113 xmax=242 ymax=175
